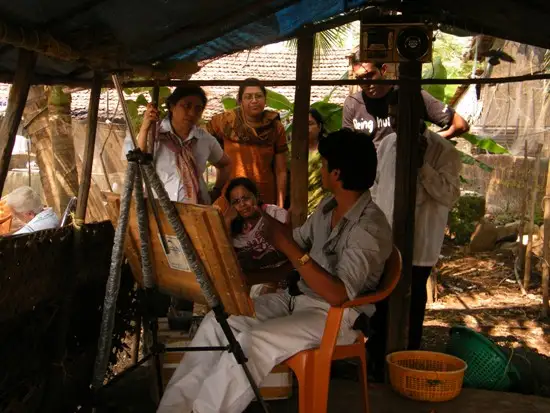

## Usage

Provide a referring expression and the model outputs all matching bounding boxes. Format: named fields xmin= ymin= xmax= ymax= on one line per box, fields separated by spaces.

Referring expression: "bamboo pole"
xmin=517 ymin=142 xmax=530 ymax=276
xmin=543 ymin=155 xmax=550 ymax=318
xmin=524 ymin=144 xmax=543 ymax=290
xmin=148 ymin=85 xmax=160 ymax=156
xmin=75 ymin=73 xmax=102 ymax=223
xmin=518 ymin=142 xmax=529 ymax=245
xmin=0 ymin=49 xmax=36 ymax=196
xmin=387 ymin=61 xmax=422 ymax=353
xmin=290 ymin=34 xmax=314 ymax=228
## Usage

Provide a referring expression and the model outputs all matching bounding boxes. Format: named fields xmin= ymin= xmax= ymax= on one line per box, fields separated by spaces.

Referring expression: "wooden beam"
xmin=0 ymin=49 xmax=36 ymax=196
xmin=75 ymin=73 xmax=102 ymax=222
xmin=387 ymin=61 xmax=423 ymax=353
xmin=113 ymin=72 xmax=550 ymax=88
xmin=1 ymin=69 xmax=549 ymax=89
xmin=290 ymin=34 xmax=314 ymax=228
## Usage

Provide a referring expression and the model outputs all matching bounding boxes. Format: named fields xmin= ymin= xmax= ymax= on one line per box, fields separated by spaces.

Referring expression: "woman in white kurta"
xmin=125 ymin=86 xmax=231 ymax=204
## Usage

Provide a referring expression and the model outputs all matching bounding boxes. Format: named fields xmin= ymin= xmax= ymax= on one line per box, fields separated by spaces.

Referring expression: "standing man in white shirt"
xmin=4 ymin=186 xmax=59 ymax=234
xmin=368 ymin=108 xmax=462 ymax=377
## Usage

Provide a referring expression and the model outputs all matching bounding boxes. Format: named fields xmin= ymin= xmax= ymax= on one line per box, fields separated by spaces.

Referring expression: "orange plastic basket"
xmin=387 ymin=350 xmax=467 ymax=402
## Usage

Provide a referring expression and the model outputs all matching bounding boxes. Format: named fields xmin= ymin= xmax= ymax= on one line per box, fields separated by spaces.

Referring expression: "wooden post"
xmin=149 ymin=84 xmax=160 ymax=155
xmin=542 ymin=155 xmax=550 ymax=317
xmin=0 ymin=49 xmax=36 ymax=196
xmin=524 ymin=144 xmax=542 ymax=290
xmin=290 ymin=34 xmax=314 ymax=228
xmin=516 ymin=142 xmax=529 ymax=275
xmin=387 ymin=61 xmax=422 ymax=353
xmin=75 ymin=73 xmax=102 ymax=222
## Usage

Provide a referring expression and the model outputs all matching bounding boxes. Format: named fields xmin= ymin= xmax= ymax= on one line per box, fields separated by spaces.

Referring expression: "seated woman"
xmin=223 ymin=177 xmax=292 ymax=297
xmin=3 ymin=186 xmax=59 ymax=235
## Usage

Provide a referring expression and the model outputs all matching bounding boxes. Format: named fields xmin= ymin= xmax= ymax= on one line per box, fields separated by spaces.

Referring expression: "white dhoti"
xmin=157 ymin=291 xmax=359 ymax=413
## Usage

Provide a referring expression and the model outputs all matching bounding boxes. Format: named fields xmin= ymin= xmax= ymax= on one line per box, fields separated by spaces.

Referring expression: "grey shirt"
xmin=342 ymin=88 xmax=455 ymax=149
xmin=292 ymin=191 xmax=393 ymax=316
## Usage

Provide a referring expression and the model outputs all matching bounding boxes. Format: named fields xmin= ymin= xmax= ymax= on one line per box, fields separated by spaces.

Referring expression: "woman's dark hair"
xmin=166 ymin=86 xmax=208 ymax=111
xmin=225 ymin=177 xmax=262 ymax=235
xmin=309 ymin=108 xmax=327 ymax=140
xmin=237 ymin=78 xmax=267 ymax=102
xmin=318 ymin=128 xmax=377 ymax=191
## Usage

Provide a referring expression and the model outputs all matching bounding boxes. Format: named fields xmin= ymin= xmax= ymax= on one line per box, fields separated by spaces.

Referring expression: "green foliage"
xmin=447 ymin=194 xmax=486 ymax=245
xmin=458 ymin=151 xmax=494 ymax=173
xmin=429 ymin=32 xmax=474 ymax=104
xmin=422 ymin=57 xmax=447 ymax=102
xmin=461 ymin=132 xmax=508 ymax=154
xmin=124 ymin=86 xmax=171 ymax=131
xmin=285 ymin=24 xmax=356 ymax=67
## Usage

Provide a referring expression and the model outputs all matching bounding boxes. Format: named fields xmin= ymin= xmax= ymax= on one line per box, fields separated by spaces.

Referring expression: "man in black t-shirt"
xmin=342 ymin=58 xmax=470 ymax=149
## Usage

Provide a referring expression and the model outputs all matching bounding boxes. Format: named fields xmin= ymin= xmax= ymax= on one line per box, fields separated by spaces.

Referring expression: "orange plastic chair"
xmin=283 ymin=245 xmax=402 ymax=413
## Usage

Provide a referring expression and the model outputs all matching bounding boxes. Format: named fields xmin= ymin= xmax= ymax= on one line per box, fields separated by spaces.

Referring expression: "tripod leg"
xmin=92 ymin=161 xmax=137 ymax=389
xmin=140 ymin=163 xmax=269 ymax=412
xmin=212 ymin=306 xmax=270 ymax=413
xmin=134 ymin=167 xmax=164 ymax=400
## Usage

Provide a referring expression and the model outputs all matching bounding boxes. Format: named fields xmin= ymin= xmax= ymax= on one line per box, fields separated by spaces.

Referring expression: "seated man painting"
xmin=3 ymin=186 xmax=59 ymax=235
xmin=157 ymin=128 xmax=392 ymax=413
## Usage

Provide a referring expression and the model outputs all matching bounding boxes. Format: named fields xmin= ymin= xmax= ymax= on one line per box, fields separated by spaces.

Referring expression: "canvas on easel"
xmin=104 ymin=192 xmax=254 ymax=317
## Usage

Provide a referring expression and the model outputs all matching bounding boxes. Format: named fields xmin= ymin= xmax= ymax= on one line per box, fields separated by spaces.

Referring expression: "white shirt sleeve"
xmin=121 ymin=128 xmax=135 ymax=160
xmin=206 ymin=133 xmax=224 ymax=165
xmin=418 ymin=132 xmax=462 ymax=208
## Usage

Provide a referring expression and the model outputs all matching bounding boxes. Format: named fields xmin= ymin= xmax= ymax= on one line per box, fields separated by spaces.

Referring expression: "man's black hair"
xmin=318 ymin=128 xmax=377 ymax=191
xmin=350 ymin=49 xmax=384 ymax=70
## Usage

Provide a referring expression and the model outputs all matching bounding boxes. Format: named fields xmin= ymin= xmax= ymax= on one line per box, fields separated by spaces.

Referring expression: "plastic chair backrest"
xmin=376 ymin=245 xmax=402 ymax=301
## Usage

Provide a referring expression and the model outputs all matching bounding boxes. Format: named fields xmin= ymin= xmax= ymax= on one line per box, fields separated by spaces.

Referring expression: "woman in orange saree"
xmin=206 ymin=78 xmax=288 ymax=211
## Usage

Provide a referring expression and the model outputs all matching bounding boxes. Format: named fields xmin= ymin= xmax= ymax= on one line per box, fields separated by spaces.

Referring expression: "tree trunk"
xmin=23 ymin=86 xmax=57 ymax=211
xmin=48 ymin=86 xmax=78 ymax=214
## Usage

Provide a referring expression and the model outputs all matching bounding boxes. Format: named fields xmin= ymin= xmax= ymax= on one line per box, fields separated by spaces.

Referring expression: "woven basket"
xmin=387 ymin=350 xmax=467 ymax=402
xmin=447 ymin=326 xmax=520 ymax=391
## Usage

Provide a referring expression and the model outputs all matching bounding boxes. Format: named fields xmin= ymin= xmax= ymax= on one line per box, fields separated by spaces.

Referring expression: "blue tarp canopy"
xmin=0 ymin=0 xmax=549 ymax=84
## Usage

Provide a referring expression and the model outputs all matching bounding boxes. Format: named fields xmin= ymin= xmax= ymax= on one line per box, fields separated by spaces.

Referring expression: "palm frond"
xmin=284 ymin=24 xmax=353 ymax=67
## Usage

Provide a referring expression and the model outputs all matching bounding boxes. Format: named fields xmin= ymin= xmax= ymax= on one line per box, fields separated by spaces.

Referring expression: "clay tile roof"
xmin=0 ymin=45 xmax=352 ymax=125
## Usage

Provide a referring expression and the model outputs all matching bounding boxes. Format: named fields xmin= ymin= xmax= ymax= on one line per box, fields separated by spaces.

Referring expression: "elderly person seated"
xmin=4 ymin=186 xmax=59 ymax=235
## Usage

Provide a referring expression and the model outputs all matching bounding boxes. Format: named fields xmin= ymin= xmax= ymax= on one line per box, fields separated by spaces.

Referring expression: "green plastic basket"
xmin=446 ymin=326 xmax=520 ymax=391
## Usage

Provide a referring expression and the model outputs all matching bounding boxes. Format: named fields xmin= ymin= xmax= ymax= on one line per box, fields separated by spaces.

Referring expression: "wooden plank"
xmin=105 ymin=194 xmax=254 ymax=316
xmin=75 ymin=73 xmax=102 ymax=222
xmin=387 ymin=61 xmax=423 ymax=353
xmin=290 ymin=34 xmax=314 ymax=227
xmin=0 ymin=49 xmax=36 ymax=196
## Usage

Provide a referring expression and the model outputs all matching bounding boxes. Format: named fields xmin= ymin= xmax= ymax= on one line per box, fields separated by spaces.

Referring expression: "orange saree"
xmin=206 ymin=108 xmax=288 ymax=210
